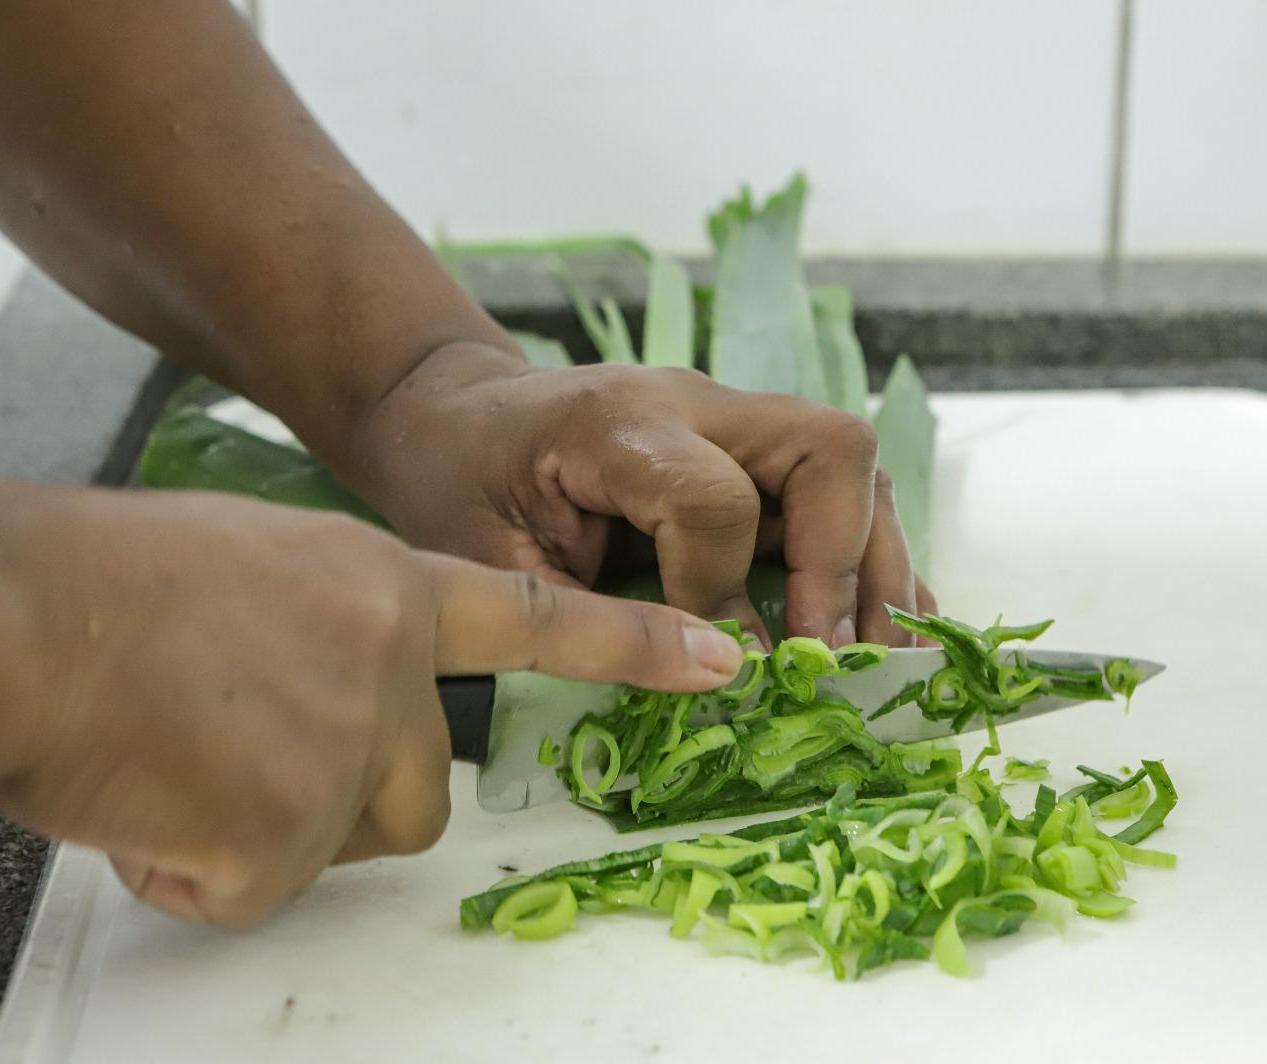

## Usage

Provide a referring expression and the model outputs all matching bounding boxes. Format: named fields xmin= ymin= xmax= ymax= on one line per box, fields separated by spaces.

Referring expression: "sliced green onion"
xmin=569 ymin=722 xmax=622 ymax=806
xmin=728 ymin=902 xmax=808 ymax=942
xmin=1104 ymin=658 xmax=1146 ymax=709
xmin=1114 ymin=761 xmax=1178 ymax=845
xmin=669 ymin=869 xmax=721 ymax=938
xmin=491 ymin=882 xmax=578 ymax=941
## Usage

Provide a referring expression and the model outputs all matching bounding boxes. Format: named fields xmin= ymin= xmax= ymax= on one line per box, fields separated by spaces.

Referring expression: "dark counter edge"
xmin=4 ymin=256 xmax=1267 ymax=1003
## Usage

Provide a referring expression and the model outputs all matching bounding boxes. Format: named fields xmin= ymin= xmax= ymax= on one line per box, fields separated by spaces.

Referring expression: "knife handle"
xmin=436 ymin=675 xmax=495 ymax=764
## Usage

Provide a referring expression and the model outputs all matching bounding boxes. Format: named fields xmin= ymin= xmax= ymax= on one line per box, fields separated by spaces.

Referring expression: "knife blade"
xmin=435 ymin=648 xmax=1164 ymax=814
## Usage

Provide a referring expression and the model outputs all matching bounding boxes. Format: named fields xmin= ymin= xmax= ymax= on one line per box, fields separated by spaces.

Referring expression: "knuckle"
xmin=514 ymin=571 xmax=562 ymax=635
xmin=383 ymin=798 xmax=450 ymax=856
xmin=351 ymin=583 xmax=408 ymax=650
xmin=873 ymin=466 xmax=896 ymax=496
xmin=817 ymin=410 xmax=879 ymax=466
xmin=666 ymin=476 xmax=761 ymax=534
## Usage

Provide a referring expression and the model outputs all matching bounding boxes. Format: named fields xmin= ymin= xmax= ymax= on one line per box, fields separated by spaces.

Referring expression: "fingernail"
xmin=684 ymin=625 xmax=743 ymax=677
xmin=831 ymin=616 xmax=857 ymax=649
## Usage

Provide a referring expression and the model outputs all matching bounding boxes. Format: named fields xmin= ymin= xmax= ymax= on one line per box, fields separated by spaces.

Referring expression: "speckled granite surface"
xmin=0 ymin=827 xmax=49 ymax=999
xmin=1 ymin=256 xmax=1264 ymax=1003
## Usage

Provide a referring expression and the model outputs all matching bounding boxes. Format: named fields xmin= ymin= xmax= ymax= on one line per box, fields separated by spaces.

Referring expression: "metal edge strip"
xmin=0 ymin=846 xmax=122 ymax=1063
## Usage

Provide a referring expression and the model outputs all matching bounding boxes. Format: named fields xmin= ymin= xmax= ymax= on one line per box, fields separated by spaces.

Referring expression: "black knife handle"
xmin=436 ymin=675 xmax=495 ymax=764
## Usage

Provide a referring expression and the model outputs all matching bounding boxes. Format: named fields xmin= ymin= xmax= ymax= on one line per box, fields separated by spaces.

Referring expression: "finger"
xmin=112 ymin=852 xmax=293 ymax=930
xmin=854 ymin=470 xmax=918 ymax=647
xmin=336 ymin=706 xmax=452 ymax=864
xmin=110 ymin=854 xmax=205 ymax=923
xmin=423 ymin=553 xmax=743 ymax=690
xmin=914 ymin=576 xmax=940 ymax=647
xmin=699 ymin=392 xmax=880 ymax=645
xmin=597 ymin=424 xmax=768 ymax=641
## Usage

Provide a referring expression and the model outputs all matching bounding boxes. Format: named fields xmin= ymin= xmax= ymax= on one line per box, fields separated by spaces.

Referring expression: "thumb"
xmin=419 ymin=552 xmax=742 ymax=691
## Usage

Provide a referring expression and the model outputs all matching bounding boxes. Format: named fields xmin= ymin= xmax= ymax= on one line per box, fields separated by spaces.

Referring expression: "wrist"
xmin=338 ymin=340 xmax=536 ymax=528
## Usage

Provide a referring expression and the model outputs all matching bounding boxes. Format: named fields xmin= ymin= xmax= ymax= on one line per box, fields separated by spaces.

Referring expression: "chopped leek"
xmin=551 ymin=611 xmax=1137 ymax=831
xmin=466 ymin=751 xmax=1176 ymax=981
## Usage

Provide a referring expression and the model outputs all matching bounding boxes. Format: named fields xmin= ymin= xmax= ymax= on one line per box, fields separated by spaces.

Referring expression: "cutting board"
xmin=3 ymin=390 xmax=1266 ymax=1063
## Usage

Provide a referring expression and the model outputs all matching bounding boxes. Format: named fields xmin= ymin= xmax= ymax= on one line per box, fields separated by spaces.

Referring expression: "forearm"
xmin=0 ymin=480 xmax=56 ymax=795
xmin=0 ymin=0 xmax=518 ymax=466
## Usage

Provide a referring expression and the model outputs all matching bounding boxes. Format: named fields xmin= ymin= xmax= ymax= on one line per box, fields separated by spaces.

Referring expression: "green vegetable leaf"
xmin=512 ymin=330 xmax=572 ymax=369
xmin=141 ymin=409 xmax=387 ymax=528
xmin=707 ymin=174 xmax=826 ymax=399
xmin=1105 ymin=658 xmax=1146 ymax=711
xmin=642 ymin=254 xmax=695 ymax=369
xmin=1113 ymin=760 xmax=1178 ymax=845
xmin=433 ymin=233 xmax=653 ymax=264
xmin=811 ymin=285 xmax=868 ymax=418
xmin=873 ymin=354 xmax=936 ymax=579
xmin=1003 ymin=758 xmax=1052 ymax=783
xmin=551 ymin=256 xmax=638 ymax=364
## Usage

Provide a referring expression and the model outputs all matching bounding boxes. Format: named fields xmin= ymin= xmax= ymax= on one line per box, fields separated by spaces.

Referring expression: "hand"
xmin=350 ymin=343 xmax=937 ymax=649
xmin=0 ymin=485 xmax=742 ymax=927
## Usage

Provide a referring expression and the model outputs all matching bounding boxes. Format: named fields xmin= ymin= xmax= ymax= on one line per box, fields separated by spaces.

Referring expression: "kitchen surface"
xmin=3 ymin=2 xmax=1267 ymax=1061
xmin=4 ymin=386 xmax=1267 ymax=1060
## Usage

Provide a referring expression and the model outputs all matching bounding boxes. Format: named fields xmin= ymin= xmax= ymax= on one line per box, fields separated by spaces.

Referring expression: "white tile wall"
xmin=1124 ymin=0 xmax=1267 ymax=254
xmin=1 ymin=0 xmax=1263 ymax=283
xmin=263 ymin=0 xmax=1118 ymax=255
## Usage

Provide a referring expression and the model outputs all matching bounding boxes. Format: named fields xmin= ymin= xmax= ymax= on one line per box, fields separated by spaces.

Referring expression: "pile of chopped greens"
xmin=462 ymin=762 xmax=1176 ymax=980
xmin=464 ymin=612 xmax=1177 ymax=981
xmin=546 ymin=608 xmax=1146 ymax=831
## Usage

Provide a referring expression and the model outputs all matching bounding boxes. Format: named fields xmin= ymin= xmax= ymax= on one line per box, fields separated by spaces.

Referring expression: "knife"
xmin=436 ymin=648 xmax=1164 ymax=813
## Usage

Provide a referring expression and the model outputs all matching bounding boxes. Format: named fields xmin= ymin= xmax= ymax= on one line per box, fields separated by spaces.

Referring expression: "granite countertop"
xmin=2 ymin=256 xmax=1265 ymax=1004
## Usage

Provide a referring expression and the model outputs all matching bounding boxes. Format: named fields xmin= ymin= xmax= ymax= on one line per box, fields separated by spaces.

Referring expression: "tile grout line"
xmin=1105 ymin=0 xmax=1135 ymax=272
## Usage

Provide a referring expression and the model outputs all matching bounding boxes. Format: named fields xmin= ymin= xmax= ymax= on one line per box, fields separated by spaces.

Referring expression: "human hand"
xmin=351 ymin=342 xmax=936 ymax=649
xmin=0 ymin=485 xmax=741 ymax=926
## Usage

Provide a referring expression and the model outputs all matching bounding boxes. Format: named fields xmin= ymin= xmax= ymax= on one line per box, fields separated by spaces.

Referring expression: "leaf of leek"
xmin=811 ymin=285 xmax=868 ymax=418
xmin=707 ymin=174 xmax=826 ymax=399
xmin=873 ymin=354 xmax=936 ymax=579
xmin=642 ymin=253 xmax=695 ymax=369
xmin=512 ymin=330 xmax=572 ymax=369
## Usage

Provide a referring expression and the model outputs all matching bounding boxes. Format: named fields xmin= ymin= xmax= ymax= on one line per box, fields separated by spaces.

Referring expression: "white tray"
xmin=4 ymin=390 xmax=1266 ymax=1063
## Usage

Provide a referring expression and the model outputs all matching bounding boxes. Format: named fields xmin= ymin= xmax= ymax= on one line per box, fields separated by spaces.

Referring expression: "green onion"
xmin=1003 ymin=757 xmax=1052 ymax=783
xmin=467 ymin=741 xmax=1177 ymax=982
xmin=491 ymin=882 xmax=578 ymax=940
xmin=568 ymin=722 xmax=622 ymax=807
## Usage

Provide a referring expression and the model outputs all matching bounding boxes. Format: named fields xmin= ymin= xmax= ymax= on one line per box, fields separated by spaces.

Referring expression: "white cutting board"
xmin=4 ymin=390 xmax=1267 ymax=1063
